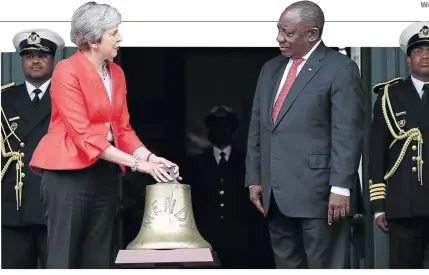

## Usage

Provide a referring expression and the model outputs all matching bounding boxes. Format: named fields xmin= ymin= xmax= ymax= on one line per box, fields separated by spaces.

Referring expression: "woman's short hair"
xmin=70 ymin=1 xmax=122 ymax=50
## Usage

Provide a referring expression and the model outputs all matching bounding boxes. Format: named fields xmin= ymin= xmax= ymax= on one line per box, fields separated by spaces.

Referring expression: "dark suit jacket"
xmin=245 ymin=42 xmax=365 ymax=218
xmin=1 ymin=83 xmax=51 ymax=226
xmin=185 ymin=147 xmax=254 ymax=249
xmin=183 ymin=146 xmax=275 ymax=268
xmin=369 ymin=76 xmax=429 ymax=219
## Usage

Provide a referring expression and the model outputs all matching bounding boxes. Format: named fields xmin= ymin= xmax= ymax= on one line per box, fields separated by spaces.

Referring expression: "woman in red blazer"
xmin=30 ymin=2 xmax=180 ymax=269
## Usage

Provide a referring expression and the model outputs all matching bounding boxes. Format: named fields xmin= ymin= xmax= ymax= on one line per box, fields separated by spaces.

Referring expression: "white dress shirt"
xmin=213 ymin=145 xmax=232 ymax=164
xmin=273 ymin=40 xmax=322 ymax=103
xmin=102 ymin=67 xmax=114 ymax=142
xmin=270 ymin=40 xmax=349 ymax=197
xmin=26 ymin=79 xmax=51 ymax=100
xmin=374 ymin=75 xmax=429 ymax=220
xmin=411 ymin=75 xmax=428 ymax=99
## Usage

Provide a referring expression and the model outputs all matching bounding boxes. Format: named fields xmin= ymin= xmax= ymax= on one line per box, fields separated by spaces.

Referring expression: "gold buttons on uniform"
xmin=220 ymin=203 xmax=224 ymax=207
xmin=412 ymin=167 xmax=417 ymax=172
xmin=219 ymin=190 xmax=224 ymax=195
xmin=20 ymin=142 xmax=25 ymax=148
xmin=20 ymin=152 xmax=25 ymax=157
xmin=105 ymin=122 xmax=110 ymax=128
xmin=21 ymin=173 xmax=25 ymax=178
xmin=412 ymin=145 xmax=417 ymax=150
xmin=412 ymin=156 xmax=416 ymax=161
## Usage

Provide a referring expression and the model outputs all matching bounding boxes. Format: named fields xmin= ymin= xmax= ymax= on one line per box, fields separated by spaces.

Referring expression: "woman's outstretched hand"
xmin=148 ymin=155 xmax=181 ymax=181
xmin=137 ymin=161 xmax=175 ymax=183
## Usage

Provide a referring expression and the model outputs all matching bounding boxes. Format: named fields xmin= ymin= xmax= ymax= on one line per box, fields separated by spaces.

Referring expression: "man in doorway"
xmin=369 ymin=21 xmax=429 ymax=269
xmin=1 ymin=28 xmax=64 ymax=268
xmin=245 ymin=0 xmax=365 ymax=269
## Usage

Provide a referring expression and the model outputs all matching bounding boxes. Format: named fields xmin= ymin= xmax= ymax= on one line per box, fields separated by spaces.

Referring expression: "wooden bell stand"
xmin=115 ymin=248 xmax=220 ymax=269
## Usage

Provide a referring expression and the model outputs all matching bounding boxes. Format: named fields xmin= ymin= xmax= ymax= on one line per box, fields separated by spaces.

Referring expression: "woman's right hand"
xmin=136 ymin=161 xmax=174 ymax=183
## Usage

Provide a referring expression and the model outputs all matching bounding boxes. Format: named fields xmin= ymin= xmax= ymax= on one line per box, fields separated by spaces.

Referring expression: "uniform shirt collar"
xmin=213 ymin=145 xmax=232 ymax=163
xmin=411 ymin=75 xmax=428 ymax=98
xmin=25 ymin=79 xmax=51 ymax=99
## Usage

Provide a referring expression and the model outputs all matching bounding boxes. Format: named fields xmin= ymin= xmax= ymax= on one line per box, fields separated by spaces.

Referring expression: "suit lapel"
xmin=205 ymin=149 xmax=217 ymax=167
xmin=11 ymin=84 xmax=52 ymax=140
xmin=10 ymin=85 xmax=33 ymax=125
xmin=273 ymin=43 xmax=326 ymax=129
xmin=394 ymin=77 xmax=424 ymax=126
xmin=31 ymin=84 xmax=52 ymax=126
xmin=10 ymin=85 xmax=35 ymax=140
xmin=202 ymin=149 xmax=218 ymax=187
xmin=267 ymin=57 xmax=289 ymax=127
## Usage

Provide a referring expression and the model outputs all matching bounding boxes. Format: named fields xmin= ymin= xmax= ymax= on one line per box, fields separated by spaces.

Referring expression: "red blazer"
xmin=30 ymin=50 xmax=144 ymax=174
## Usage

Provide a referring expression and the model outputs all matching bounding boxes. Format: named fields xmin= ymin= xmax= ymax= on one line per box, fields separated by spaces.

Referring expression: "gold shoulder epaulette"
xmin=1 ymin=82 xmax=16 ymax=91
xmin=373 ymin=77 xmax=402 ymax=94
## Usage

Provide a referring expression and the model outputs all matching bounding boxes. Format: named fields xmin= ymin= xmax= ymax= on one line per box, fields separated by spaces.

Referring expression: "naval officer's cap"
xmin=12 ymin=29 xmax=65 ymax=57
xmin=399 ymin=21 xmax=429 ymax=56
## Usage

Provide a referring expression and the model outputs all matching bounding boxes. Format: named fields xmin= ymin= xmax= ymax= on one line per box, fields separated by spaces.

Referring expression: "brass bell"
xmin=126 ymin=166 xmax=212 ymax=250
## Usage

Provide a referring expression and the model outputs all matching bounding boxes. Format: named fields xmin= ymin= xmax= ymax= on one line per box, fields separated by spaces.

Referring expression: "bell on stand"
xmin=115 ymin=166 xmax=219 ymax=268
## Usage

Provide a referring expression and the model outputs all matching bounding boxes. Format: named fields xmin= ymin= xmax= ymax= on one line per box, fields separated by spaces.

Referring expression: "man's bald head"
xmin=284 ymin=1 xmax=325 ymax=36
xmin=276 ymin=1 xmax=325 ymax=58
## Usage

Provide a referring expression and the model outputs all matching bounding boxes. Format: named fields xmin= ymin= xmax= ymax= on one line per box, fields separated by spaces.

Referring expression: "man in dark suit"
xmin=369 ymin=21 xmax=429 ymax=269
xmin=245 ymin=0 xmax=365 ymax=269
xmin=186 ymin=106 xmax=274 ymax=269
xmin=1 ymin=29 xmax=64 ymax=268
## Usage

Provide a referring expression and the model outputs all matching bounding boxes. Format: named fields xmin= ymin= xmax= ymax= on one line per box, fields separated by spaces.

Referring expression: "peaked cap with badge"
xmin=12 ymin=28 xmax=65 ymax=56
xmin=399 ymin=21 xmax=429 ymax=56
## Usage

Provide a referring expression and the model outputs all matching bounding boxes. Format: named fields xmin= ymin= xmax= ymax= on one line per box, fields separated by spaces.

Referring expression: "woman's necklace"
xmin=100 ymin=62 xmax=108 ymax=81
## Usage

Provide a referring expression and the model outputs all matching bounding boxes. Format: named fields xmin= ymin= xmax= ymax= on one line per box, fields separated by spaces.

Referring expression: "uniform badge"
xmin=397 ymin=119 xmax=406 ymax=128
xmin=27 ymin=32 xmax=41 ymax=45
xmin=419 ymin=26 xmax=429 ymax=39
xmin=10 ymin=122 xmax=18 ymax=131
